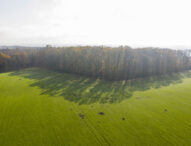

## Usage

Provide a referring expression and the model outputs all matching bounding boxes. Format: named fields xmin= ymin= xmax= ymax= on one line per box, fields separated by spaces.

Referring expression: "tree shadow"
xmin=9 ymin=68 xmax=191 ymax=104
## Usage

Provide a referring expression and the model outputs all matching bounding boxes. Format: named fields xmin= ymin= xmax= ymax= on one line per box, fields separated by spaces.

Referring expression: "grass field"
xmin=0 ymin=68 xmax=191 ymax=146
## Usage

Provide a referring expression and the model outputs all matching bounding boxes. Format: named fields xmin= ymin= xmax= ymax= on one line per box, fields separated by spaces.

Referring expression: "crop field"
xmin=0 ymin=68 xmax=191 ymax=146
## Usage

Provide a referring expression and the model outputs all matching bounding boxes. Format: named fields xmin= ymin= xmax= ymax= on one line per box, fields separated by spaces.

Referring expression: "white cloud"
xmin=0 ymin=0 xmax=191 ymax=48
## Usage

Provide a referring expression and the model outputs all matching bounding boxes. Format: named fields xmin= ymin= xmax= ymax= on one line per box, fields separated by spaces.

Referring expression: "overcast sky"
xmin=0 ymin=0 xmax=191 ymax=48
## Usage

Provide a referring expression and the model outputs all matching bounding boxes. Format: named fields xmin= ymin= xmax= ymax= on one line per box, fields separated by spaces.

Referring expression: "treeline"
xmin=0 ymin=46 xmax=191 ymax=80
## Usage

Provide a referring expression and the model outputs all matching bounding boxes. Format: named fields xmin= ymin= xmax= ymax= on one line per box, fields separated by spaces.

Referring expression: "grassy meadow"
xmin=0 ymin=68 xmax=191 ymax=145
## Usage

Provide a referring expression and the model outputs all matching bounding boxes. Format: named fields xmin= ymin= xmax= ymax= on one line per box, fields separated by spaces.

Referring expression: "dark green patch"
xmin=9 ymin=68 xmax=191 ymax=104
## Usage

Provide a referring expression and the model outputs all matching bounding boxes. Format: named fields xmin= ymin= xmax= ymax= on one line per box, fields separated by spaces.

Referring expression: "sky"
xmin=0 ymin=0 xmax=191 ymax=48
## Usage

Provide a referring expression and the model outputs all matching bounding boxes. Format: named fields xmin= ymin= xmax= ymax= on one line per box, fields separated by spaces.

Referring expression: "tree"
xmin=0 ymin=52 xmax=11 ymax=71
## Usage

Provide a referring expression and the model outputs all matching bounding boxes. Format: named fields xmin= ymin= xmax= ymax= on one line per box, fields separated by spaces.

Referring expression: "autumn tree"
xmin=0 ymin=52 xmax=11 ymax=71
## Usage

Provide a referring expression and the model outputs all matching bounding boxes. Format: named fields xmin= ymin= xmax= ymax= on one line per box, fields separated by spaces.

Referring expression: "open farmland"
xmin=0 ymin=68 xmax=191 ymax=146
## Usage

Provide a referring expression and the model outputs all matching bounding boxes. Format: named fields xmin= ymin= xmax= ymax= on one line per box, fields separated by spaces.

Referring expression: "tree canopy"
xmin=0 ymin=46 xmax=191 ymax=80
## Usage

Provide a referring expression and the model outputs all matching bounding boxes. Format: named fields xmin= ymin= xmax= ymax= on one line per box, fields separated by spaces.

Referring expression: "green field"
xmin=0 ymin=68 xmax=191 ymax=146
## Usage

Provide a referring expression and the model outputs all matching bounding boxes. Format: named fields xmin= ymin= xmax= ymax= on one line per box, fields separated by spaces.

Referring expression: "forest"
xmin=0 ymin=46 xmax=191 ymax=80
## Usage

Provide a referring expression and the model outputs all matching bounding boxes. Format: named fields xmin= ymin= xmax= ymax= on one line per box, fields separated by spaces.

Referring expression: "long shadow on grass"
xmin=9 ymin=68 xmax=191 ymax=104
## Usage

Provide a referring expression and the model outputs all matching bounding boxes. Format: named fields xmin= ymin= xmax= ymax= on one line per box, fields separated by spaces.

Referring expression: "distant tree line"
xmin=0 ymin=46 xmax=191 ymax=80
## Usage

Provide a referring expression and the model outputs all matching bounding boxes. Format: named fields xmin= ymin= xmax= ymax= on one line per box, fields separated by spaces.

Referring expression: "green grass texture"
xmin=0 ymin=68 xmax=191 ymax=146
